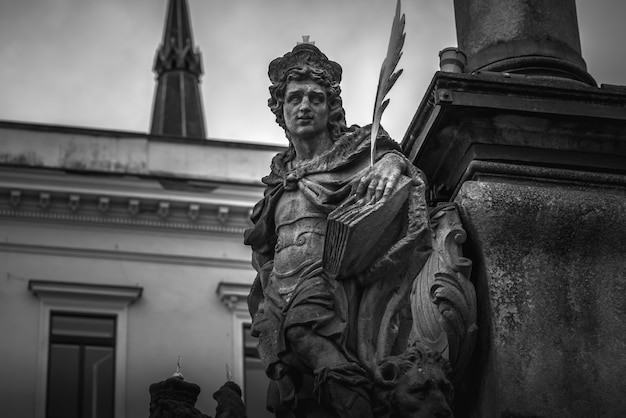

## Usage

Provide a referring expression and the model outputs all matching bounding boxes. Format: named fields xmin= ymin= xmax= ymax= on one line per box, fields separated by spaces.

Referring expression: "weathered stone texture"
xmin=452 ymin=0 xmax=591 ymax=84
xmin=456 ymin=179 xmax=626 ymax=418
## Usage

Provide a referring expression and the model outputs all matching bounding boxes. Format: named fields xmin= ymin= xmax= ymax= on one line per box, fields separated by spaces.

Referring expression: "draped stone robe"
xmin=244 ymin=125 xmax=432 ymax=384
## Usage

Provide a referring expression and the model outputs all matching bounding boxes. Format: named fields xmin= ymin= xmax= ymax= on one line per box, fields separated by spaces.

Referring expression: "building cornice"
xmin=0 ymin=170 xmax=257 ymax=234
xmin=402 ymin=71 xmax=626 ymax=161
xmin=29 ymin=280 xmax=143 ymax=305
xmin=401 ymin=71 xmax=626 ymax=202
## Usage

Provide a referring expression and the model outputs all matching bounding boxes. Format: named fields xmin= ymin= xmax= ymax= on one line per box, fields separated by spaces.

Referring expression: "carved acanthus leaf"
xmin=410 ymin=203 xmax=477 ymax=380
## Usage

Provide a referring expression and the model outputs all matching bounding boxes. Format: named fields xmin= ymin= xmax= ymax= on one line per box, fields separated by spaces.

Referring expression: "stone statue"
xmin=149 ymin=375 xmax=246 ymax=418
xmin=244 ymin=41 xmax=476 ymax=418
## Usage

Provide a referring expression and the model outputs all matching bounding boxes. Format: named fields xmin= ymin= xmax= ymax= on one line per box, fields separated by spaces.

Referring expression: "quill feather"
xmin=370 ymin=0 xmax=405 ymax=166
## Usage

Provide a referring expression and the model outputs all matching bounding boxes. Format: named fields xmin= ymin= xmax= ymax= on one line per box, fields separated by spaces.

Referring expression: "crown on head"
xmin=268 ymin=38 xmax=342 ymax=85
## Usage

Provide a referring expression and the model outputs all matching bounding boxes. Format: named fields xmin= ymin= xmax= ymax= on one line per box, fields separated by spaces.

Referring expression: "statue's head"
xmin=268 ymin=42 xmax=349 ymax=142
xmin=374 ymin=345 xmax=454 ymax=418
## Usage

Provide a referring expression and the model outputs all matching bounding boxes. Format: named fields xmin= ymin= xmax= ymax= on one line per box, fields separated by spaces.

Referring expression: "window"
xmin=47 ymin=313 xmax=116 ymax=418
xmin=216 ymin=281 xmax=272 ymax=417
xmin=29 ymin=280 xmax=142 ymax=418
xmin=217 ymin=282 xmax=274 ymax=418
xmin=243 ymin=324 xmax=273 ymax=418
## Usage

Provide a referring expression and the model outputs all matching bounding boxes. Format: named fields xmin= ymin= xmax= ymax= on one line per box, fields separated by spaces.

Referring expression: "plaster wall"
xmin=0 ymin=218 xmax=255 ymax=417
xmin=2 ymin=221 xmax=252 ymax=263
xmin=455 ymin=178 xmax=626 ymax=417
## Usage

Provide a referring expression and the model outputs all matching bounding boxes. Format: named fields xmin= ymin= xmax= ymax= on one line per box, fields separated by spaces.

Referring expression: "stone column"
xmin=453 ymin=0 xmax=595 ymax=85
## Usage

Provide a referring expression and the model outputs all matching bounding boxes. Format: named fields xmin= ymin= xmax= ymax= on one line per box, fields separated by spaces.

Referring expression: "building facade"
xmin=0 ymin=121 xmax=280 ymax=417
xmin=2 ymin=0 xmax=626 ymax=417
xmin=0 ymin=1 xmax=280 ymax=416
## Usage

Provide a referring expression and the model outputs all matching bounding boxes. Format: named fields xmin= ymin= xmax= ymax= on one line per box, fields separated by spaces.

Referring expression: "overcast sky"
xmin=0 ymin=0 xmax=624 ymax=146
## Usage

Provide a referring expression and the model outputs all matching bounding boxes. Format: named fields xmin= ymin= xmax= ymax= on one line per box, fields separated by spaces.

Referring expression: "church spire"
xmin=150 ymin=0 xmax=206 ymax=138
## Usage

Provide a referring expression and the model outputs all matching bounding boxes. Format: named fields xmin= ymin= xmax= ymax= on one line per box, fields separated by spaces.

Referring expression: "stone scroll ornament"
xmin=356 ymin=203 xmax=477 ymax=418
xmin=348 ymin=204 xmax=478 ymax=418
xmin=359 ymin=1 xmax=478 ymax=416
xmin=244 ymin=1 xmax=477 ymax=416
xmin=409 ymin=204 xmax=478 ymax=384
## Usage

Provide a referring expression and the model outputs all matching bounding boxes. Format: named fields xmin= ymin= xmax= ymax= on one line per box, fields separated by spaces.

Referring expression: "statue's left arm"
xmin=356 ymin=150 xmax=432 ymax=287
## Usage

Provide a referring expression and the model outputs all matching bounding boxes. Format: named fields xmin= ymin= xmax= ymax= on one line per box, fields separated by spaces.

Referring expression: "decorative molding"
xmin=217 ymin=206 xmax=229 ymax=224
xmin=410 ymin=203 xmax=477 ymax=382
xmin=9 ymin=190 xmax=21 ymax=207
xmin=1 ymin=242 xmax=255 ymax=269
xmin=188 ymin=204 xmax=200 ymax=220
xmin=402 ymin=71 xmax=626 ymax=203
xmin=1 ymin=184 xmax=254 ymax=234
xmin=39 ymin=192 xmax=50 ymax=210
xmin=0 ymin=178 xmax=259 ymax=208
xmin=216 ymin=281 xmax=253 ymax=393
xmin=128 ymin=199 xmax=140 ymax=216
xmin=98 ymin=197 xmax=110 ymax=213
xmin=216 ymin=281 xmax=251 ymax=312
xmin=0 ymin=208 xmax=249 ymax=234
xmin=68 ymin=195 xmax=80 ymax=212
xmin=30 ymin=279 xmax=142 ymax=418
xmin=157 ymin=201 xmax=170 ymax=218
xmin=29 ymin=280 xmax=143 ymax=305
xmin=459 ymin=160 xmax=626 ymax=194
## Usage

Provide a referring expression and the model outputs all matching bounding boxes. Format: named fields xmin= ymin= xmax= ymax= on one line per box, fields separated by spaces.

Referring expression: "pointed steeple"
xmin=150 ymin=0 xmax=206 ymax=138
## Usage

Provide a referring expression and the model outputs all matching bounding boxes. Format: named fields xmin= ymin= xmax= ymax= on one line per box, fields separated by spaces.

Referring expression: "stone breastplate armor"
xmin=273 ymin=187 xmax=327 ymax=297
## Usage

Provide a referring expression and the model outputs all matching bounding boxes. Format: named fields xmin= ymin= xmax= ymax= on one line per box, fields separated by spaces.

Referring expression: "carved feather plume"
xmin=371 ymin=0 xmax=405 ymax=166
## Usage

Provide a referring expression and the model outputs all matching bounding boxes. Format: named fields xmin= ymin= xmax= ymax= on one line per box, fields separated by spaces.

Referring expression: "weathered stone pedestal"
xmin=403 ymin=71 xmax=626 ymax=417
xmin=457 ymin=172 xmax=626 ymax=417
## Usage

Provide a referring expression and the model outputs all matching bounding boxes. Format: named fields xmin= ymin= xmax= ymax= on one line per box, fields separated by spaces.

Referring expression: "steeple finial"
xmin=150 ymin=0 xmax=207 ymax=138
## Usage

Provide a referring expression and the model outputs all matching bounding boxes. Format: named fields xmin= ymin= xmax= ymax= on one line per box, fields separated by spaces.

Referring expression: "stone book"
xmin=323 ymin=175 xmax=412 ymax=279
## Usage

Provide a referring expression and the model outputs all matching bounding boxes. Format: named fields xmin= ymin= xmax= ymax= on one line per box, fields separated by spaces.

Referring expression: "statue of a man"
xmin=244 ymin=42 xmax=432 ymax=417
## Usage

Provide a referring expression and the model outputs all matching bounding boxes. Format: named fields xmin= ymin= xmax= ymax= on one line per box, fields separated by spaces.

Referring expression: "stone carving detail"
xmin=149 ymin=375 xmax=245 ymax=418
xmin=410 ymin=204 xmax=477 ymax=383
xmin=128 ymin=199 xmax=140 ymax=216
xmin=188 ymin=203 xmax=200 ymax=220
xmin=9 ymin=190 xmax=21 ymax=208
xmin=373 ymin=344 xmax=454 ymax=418
xmin=39 ymin=192 xmax=50 ymax=210
xmin=68 ymin=195 xmax=80 ymax=212
xmin=155 ymin=38 xmax=202 ymax=76
xmin=244 ymin=40 xmax=477 ymax=417
xmin=0 ymin=186 xmax=251 ymax=233
xmin=158 ymin=201 xmax=170 ymax=218
xmin=98 ymin=196 xmax=110 ymax=213
xmin=217 ymin=206 xmax=229 ymax=224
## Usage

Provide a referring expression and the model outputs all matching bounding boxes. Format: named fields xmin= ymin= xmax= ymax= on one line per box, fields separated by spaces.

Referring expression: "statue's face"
xmin=283 ymin=79 xmax=329 ymax=140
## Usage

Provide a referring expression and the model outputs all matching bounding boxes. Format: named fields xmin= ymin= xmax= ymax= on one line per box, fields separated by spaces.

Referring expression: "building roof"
xmin=150 ymin=0 xmax=206 ymax=138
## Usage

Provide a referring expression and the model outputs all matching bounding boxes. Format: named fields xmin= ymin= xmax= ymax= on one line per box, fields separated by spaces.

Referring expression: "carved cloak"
xmin=244 ymin=124 xmax=432 ymax=377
